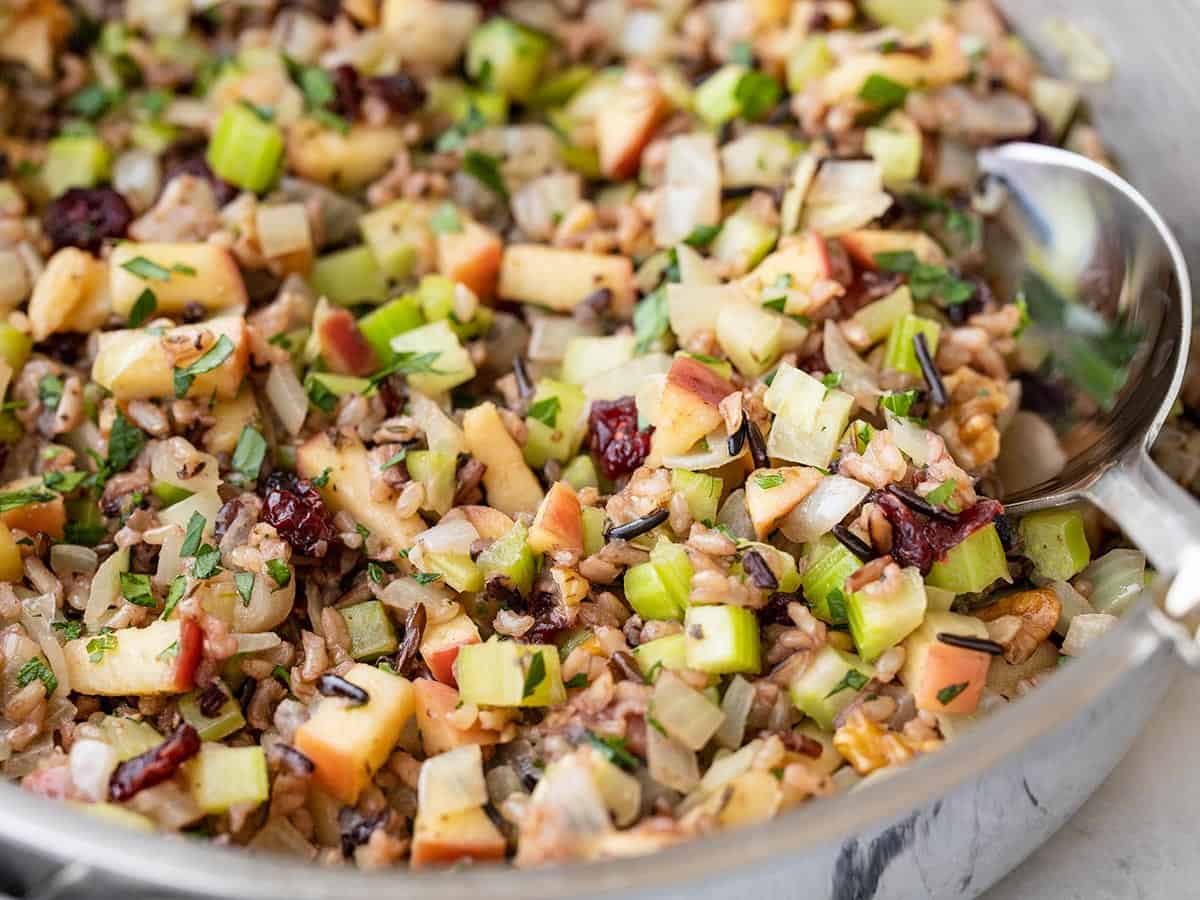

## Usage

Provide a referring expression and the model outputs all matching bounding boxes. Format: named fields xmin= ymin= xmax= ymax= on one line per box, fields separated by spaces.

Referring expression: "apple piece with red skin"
xmin=437 ymin=220 xmax=502 ymax=301
xmin=0 ymin=476 xmax=65 ymax=540
xmin=840 ymin=229 xmax=948 ymax=269
xmin=598 ymin=81 xmax=669 ymax=180
xmin=314 ymin=302 xmax=378 ymax=376
xmin=173 ymin=617 xmax=204 ymax=692
xmin=744 ymin=466 xmax=824 ymax=539
xmin=440 ymin=505 xmax=515 ymax=541
xmin=411 ymin=807 xmax=507 ymax=869
xmin=419 ymin=612 xmax=481 ymax=686
xmin=63 ymin=619 xmax=199 ymax=696
xmin=740 ymin=232 xmax=835 ymax=313
xmin=528 ymin=481 xmax=583 ymax=557
xmin=648 ymin=356 xmax=736 ymax=463
xmin=413 ymin=678 xmax=500 ymax=755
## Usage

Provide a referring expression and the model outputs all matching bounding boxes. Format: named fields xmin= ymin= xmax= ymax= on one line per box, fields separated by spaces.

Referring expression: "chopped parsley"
xmin=563 ymin=672 xmax=589 ymax=690
xmin=64 ymin=522 xmax=106 ymax=547
xmin=821 ymin=371 xmax=843 ymax=396
xmin=683 ymin=223 xmax=722 ymax=248
xmin=827 ymin=587 xmax=848 ymax=623
xmin=68 ymin=83 xmax=118 ymax=119
xmin=462 ymin=149 xmax=508 ymax=200
xmin=763 ymin=296 xmax=787 ymax=312
xmin=119 ymin=572 xmax=156 ymax=607
xmin=880 ymin=390 xmax=919 ymax=418
xmin=52 ymin=620 xmax=84 ymax=640
xmin=172 ymin=263 xmax=197 ymax=276
xmin=643 ymin=660 xmax=664 ymax=685
xmin=161 ymin=575 xmax=187 ymax=620
xmin=380 ymin=450 xmax=407 ymax=470
xmin=0 ymin=487 xmax=56 ymax=513
xmin=38 ymin=374 xmax=64 ymax=411
xmin=434 ymin=104 xmax=487 ymax=153
xmin=173 ymin=334 xmax=235 ymax=398
xmin=924 ymin=479 xmax=958 ymax=511
xmin=190 ymin=544 xmax=222 ymax=580
xmin=754 ymin=471 xmax=786 ymax=490
xmin=858 ymin=73 xmax=909 ymax=110
xmin=311 ymin=466 xmax=333 ymax=487
xmin=937 ymin=681 xmax=970 ymax=705
xmin=366 ymin=351 xmax=444 ymax=389
xmin=367 ymin=561 xmax=386 ymax=584
xmin=231 ymin=426 xmax=267 ymax=481
xmin=105 ymin=411 xmax=146 ymax=477
xmin=586 ymin=730 xmax=638 ymax=771
xmin=265 ymin=558 xmax=291 ymax=588
xmin=306 ymin=376 xmax=338 ymax=413
xmin=734 ymin=70 xmax=781 ymax=120
xmin=526 ymin=395 xmax=561 ymax=429
xmin=43 ymin=470 xmax=88 ymax=493
xmin=234 ymin=571 xmax=255 ymax=607
xmin=120 ymin=256 xmax=173 ymax=282
xmin=633 ymin=286 xmax=669 ymax=354
xmin=157 ymin=640 xmax=179 ymax=662
xmin=16 ymin=658 xmax=57 ymax=697
xmin=429 ymin=202 xmax=463 ymax=234
xmin=413 ymin=572 xmax=442 ymax=585
xmin=180 ymin=512 xmax=206 ymax=558
xmin=824 ymin=668 xmax=869 ymax=698
xmin=521 ymin=651 xmax=547 ymax=699
xmin=355 ymin=523 xmax=370 ymax=542
xmin=874 ymin=251 xmax=975 ymax=306
xmin=86 ymin=630 xmax=118 ymax=664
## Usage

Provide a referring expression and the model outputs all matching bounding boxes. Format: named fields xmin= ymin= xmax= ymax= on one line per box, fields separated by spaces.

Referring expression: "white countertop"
xmin=983 ymin=671 xmax=1198 ymax=900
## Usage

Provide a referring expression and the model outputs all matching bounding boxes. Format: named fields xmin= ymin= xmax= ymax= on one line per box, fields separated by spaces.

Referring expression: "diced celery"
xmin=186 ymin=744 xmax=269 ymax=813
xmin=417 ymin=274 xmax=455 ymax=322
xmin=357 ymin=295 xmax=424 ymax=365
xmin=883 ymin=313 xmax=941 ymax=376
xmin=405 ymin=449 xmax=456 ymax=516
xmin=0 ymin=322 xmax=32 ymax=373
xmin=424 ymin=552 xmax=484 ymax=593
xmin=465 ymin=17 xmax=551 ymax=102
xmin=763 ymin=365 xmax=854 ymax=469
xmin=150 ymin=481 xmax=192 ymax=508
xmin=389 ymin=320 xmax=476 ymax=395
xmin=524 ymin=378 xmax=589 ymax=467
xmin=684 ymin=605 xmax=761 ymax=674
xmin=788 ymin=645 xmax=874 ymax=730
xmin=130 ymin=120 xmax=178 ymax=154
xmin=862 ymin=0 xmax=948 ymax=31
xmin=477 ymin=521 xmax=535 ymax=595
xmin=560 ymin=142 xmax=603 ymax=179
xmin=1031 ymin=77 xmax=1080 ymax=140
xmin=43 ymin=136 xmax=111 ymax=197
xmin=310 ymin=246 xmax=390 ymax=306
xmin=455 ymin=639 xmax=566 ymax=707
xmin=455 ymin=89 xmax=509 ymax=125
xmin=864 ymin=126 xmax=922 ymax=185
xmin=720 ymin=128 xmax=801 ymax=189
xmin=632 ymin=633 xmax=688 ymax=680
xmin=671 ymin=470 xmax=722 ymax=524
xmin=305 ymin=372 xmax=370 ymax=400
xmin=178 ymin=690 xmax=245 ymax=741
xmin=715 ymin=303 xmax=783 ymax=378
xmin=207 ymin=103 xmax=284 ymax=193
xmin=927 ymin=524 xmax=1011 ymax=595
xmin=693 ymin=65 xmax=749 ymax=127
xmin=562 ymin=455 xmax=599 ymax=491
xmin=582 ymin=506 xmax=606 ymax=557
xmin=1079 ymin=549 xmax=1145 ymax=616
xmin=849 ymin=286 xmax=913 ymax=347
xmin=625 ymin=561 xmax=682 ymax=622
xmin=1020 ymin=508 xmax=1090 ymax=581
xmin=359 ymin=200 xmax=431 ymax=282
xmin=787 ymin=36 xmax=835 ymax=93
xmin=560 ymin=335 xmax=635 ymax=386
xmin=799 ymin=534 xmax=862 ymax=625
xmin=711 ymin=207 xmax=780 ymax=277
xmin=341 ymin=599 xmax=398 ymax=660
xmin=98 ymin=716 xmax=164 ymax=761
xmin=528 ymin=65 xmax=594 ymax=108
xmin=847 ymin=566 xmax=927 ymax=662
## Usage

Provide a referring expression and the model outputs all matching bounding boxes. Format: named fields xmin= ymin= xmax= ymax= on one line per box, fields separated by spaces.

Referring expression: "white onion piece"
xmin=1050 ymin=579 xmax=1094 ymax=636
xmin=1062 ymin=613 xmax=1119 ymax=656
xmin=715 ymin=675 xmax=754 ymax=750
xmin=620 ymin=8 xmax=668 ymax=60
xmin=646 ymin=724 xmax=699 ymax=794
xmin=995 ymin=411 xmax=1067 ymax=496
xmin=151 ymin=437 xmax=220 ymax=495
xmin=673 ymin=243 xmax=720 ymax=286
xmin=50 ymin=544 xmax=98 ymax=578
xmin=159 ymin=489 xmax=222 ymax=533
xmin=1080 ymin=549 xmax=1146 ymax=616
xmin=717 ymin=489 xmax=755 ymax=542
xmin=512 ymin=173 xmax=582 ymax=240
xmin=582 ymin=353 xmax=673 ymax=402
xmin=113 ymin=149 xmax=161 ymax=213
xmin=418 ymin=745 xmax=489 ymax=818
xmin=651 ymin=671 xmax=724 ymax=751
xmin=886 ymin=411 xmax=932 ymax=466
xmin=666 ymin=283 xmax=744 ymax=344
xmin=527 ymin=313 xmax=600 ymax=364
xmin=415 ymin=518 xmax=479 ymax=556
xmin=781 ymin=152 xmax=820 ymax=234
xmin=656 ymin=134 xmax=721 ymax=247
xmin=153 ymin=529 xmax=184 ymax=591
xmin=934 ymin=138 xmax=978 ymax=190
xmin=585 ymin=747 xmax=642 ymax=827
xmin=409 ymin=391 xmax=467 ymax=457
xmin=823 ymin=320 xmax=880 ymax=411
xmin=235 ymin=570 xmax=296 ymax=634
xmin=69 ymin=739 xmax=119 ymax=802
xmin=663 ymin=428 xmax=740 ymax=472
xmin=256 ymin=203 xmax=312 ymax=260
xmin=20 ymin=594 xmax=71 ymax=698
xmin=530 ymin=752 xmax=613 ymax=837
xmin=696 ymin=739 xmax=761 ymax=799
xmin=266 ymin=363 xmax=308 ymax=437
xmin=380 ymin=578 xmax=460 ymax=625
xmin=801 ymin=160 xmax=893 ymax=236
xmin=234 ymin=632 xmax=284 ymax=654
xmin=780 ymin=476 xmax=869 ymax=544
xmin=85 ymin=547 xmax=129 ymax=628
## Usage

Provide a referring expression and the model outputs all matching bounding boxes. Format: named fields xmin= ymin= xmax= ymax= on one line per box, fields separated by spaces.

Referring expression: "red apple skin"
xmin=318 ymin=307 xmax=378 ymax=376
xmin=420 ymin=614 xmax=482 ymax=686
xmin=529 ymin=481 xmax=583 ymax=556
xmin=438 ymin=222 xmax=502 ymax=301
xmin=442 ymin=505 xmax=515 ymax=541
xmin=839 ymin=229 xmax=946 ymax=270
xmin=172 ymin=617 xmax=204 ymax=692
xmin=413 ymin=678 xmax=500 ymax=755
xmin=666 ymin=356 xmax=736 ymax=410
xmin=425 ymin=642 xmax=474 ymax=686
xmin=599 ymin=85 xmax=668 ymax=180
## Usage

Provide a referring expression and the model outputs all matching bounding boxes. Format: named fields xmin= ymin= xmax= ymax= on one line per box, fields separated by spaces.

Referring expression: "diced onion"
xmin=21 ymin=594 xmax=71 ymax=698
xmin=717 ymin=489 xmax=755 ymax=542
xmin=647 ymin=724 xmax=700 ymax=794
xmin=823 ymin=320 xmax=880 ymax=411
xmin=663 ymin=428 xmax=740 ymax=472
xmin=113 ymin=149 xmax=161 ymax=213
xmin=650 ymin=671 xmax=724 ymax=751
xmin=151 ymin=437 xmax=221 ymax=495
xmin=266 ymin=363 xmax=308 ymax=437
xmin=715 ymin=675 xmax=754 ymax=750
xmin=415 ymin=518 xmax=479 ymax=556
xmin=418 ymin=744 xmax=489 ymax=819
xmin=512 ymin=173 xmax=582 ymax=240
xmin=247 ymin=814 xmax=317 ymax=860
xmin=409 ymin=391 xmax=467 ymax=457
xmin=50 ymin=544 xmax=98 ymax=578
xmin=656 ymin=134 xmax=721 ymax=247
xmin=153 ymin=529 xmax=185 ymax=590
xmin=234 ymin=632 xmax=284 ymax=654
xmin=695 ymin=739 xmax=761 ymax=799
xmin=780 ymin=475 xmax=870 ymax=543
xmin=1050 ymin=579 xmax=1094 ymax=636
xmin=235 ymin=568 xmax=296 ymax=634
xmin=256 ymin=203 xmax=313 ymax=260
xmin=801 ymin=160 xmax=893 ymax=236
xmin=1061 ymin=613 xmax=1119 ymax=656
xmin=527 ymin=314 xmax=600 ymax=364
xmin=886 ymin=411 xmax=932 ymax=466
xmin=69 ymin=739 xmax=119 ymax=802
xmin=530 ymin=752 xmax=613 ymax=837
xmin=380 ymin=578 xmax=461 ymax=625
xmin=1080 ymin=549 xmax=1146 ymax=616
xmin=585 ymin=747 xmax=642 ymax=827
xmin=673 ymin=243 xmax=721 ymax=286
xmin=85 ymin=547 xmax=129 ymax=628
xmin=582 ymin=353 xmax=673 ymax=402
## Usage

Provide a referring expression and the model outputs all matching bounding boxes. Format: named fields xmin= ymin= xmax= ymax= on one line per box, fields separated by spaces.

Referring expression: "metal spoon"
xmin=977 ymin=142 xmax=1200 ymax=621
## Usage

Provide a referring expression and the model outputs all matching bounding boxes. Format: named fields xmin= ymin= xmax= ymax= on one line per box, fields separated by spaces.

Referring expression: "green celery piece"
xmin=883 ymin=313 xmax=942 ymax=376
xmin=671 ymin=469 xmax=722 ymax=525
xmin=97 ymin=716 xmax=163 ymax=761
xmin=424 ymin=552 xmax=483 ymax=593
xmin=787 ymin=35 xmax=835 ymax=93
xmin=476 ymin=521 xmax=535 ymax=596
xmin=187 ymin=745 xmax=269 ymax=813
xmin=453 ymin=89 xmax=509 ymax=125
xmin=404 ymin=449 xmax=457 ymax=516
xmin=178 ymin=690 xmax=246 ymax=741
xmin=651 ymin=539 xmax=693 ymax=610
xmin=625 ymin=560 xmax=681 ymax=622
xmin=43 ymin=136 xmax=111 ymax=197
xmin=388 ymin=320 xmax=476 ymax=395
xmin=310 ymin=246 xmax=390 ymax=306
xmin=523 ymin=378 xmax=589 ymax=467
xmin=465 ymin=17 xmax=551 ymax=102
xmin=631 ymin=633 xmax=688 ymax=681
xmin=528 ymin=64 xmax=594 ymax=108
xmin=150 ymin=481 xmax=193 ymax=508
xmin=693 ymin=65 xmax=749 ymax=127
xmin=340 ymin=599 xmax=398 ymax=661
xmin=359 ymin=200 xmax=427 ymax=282
xmin=456 ymin=640 xmax=565 ymax=707
xmin=683 ymin=605 xmax=761 ymax=674
xmin=846 ymin=566 xmax=927 ymax=662
xmin=799 ymin=535 xmax=862 ymax=624
xmin=710 ymin=209 xmax=781 ymax=283
xmin=561 ymin=455 xmax=599 ymax=491
xmin=206 ymin=103 xmax=283 ymax=193
xmin=927 ymin=523 xmax=1011 ymax=594
xmin=850 ymin=286 xmax=914 ymax=347
xmin=1019 ymin=508 xmax=1090 ymax=581
xmin=861 ymin=0 xmax=947 ymax=31
xmin=581 ymin=506 xmax=605 ymax=557
xmin=788 ymin=645 xmax=874 ymax=730
xmin=357 ymin=295 xmax=424 ymax=365
xmin=865 ymin=126 xmax=922 ymax=185
xmin=417 ymin=274 xmax=455 ymax=321
xmin=305 ymin=372 xmax=370 ymax=398
xmin=0 ymin=322 xmax=33 ymax=373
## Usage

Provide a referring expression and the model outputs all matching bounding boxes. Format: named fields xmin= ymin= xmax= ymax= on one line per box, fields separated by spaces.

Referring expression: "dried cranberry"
xmin=363 ymin=72 xmax=427 ymax=117
xmin=43 ymin=187 xmax=132 ymax=254
xmin=876 ymin=492 xmax=1003 ymax=574
xmin=161 ymin=151 xmax=238 ymax=206
xmin=329 ymin=64 xmax=364 ymax=119
xmin=109 ymin=724 xmax=201 ymax=802
xmin=587 ymin=397 xmax=652 ymax=480
xmin=518 ymin=585 xmax=571 ymax=644
xmin=260 ymin=470 xmax=334 ymax=555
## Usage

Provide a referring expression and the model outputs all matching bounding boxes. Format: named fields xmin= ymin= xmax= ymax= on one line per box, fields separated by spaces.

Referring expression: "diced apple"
xmin=900 ymin=611 xmax=992 ymax=715
xmin=498 ymin=245 xmax=635 ymax=317
xmin=437 ymin=220 xmax=502 ymax=301
xmin=64 ymin=618 xmax=202 ymax=696
xmin=203 ymin=389 xmax=260 ymax=457
xmin=109 ymin=243 xmax=247 ymax=318
xmin=294 ymin=663 xmax=415 ymax=804
xmin=286 ymin=119 xmax=408 ymax=190
xmin=462 ymin=402 xmax=544 ymax=517
xmin=92 ymin=316 xmax=250 ymax=401
xmin=419 ymin=613 xmax=482 ymax=686
xmin=528 ymin=481 xmax=583 ymax=557
xmin=744 ymin=466 xmax=823 ymax=539
xmin=413 ymin=678 xmax=499 ymax=756
xmin=820 ymin=24 xmax=969 ymax=103
xmin=441 ymin=505 xmax=515 ymax=541
xmin=648 ymin=356 xmax=735 ymax=464
xmin=380 ymin=0 xmax=480 ymax=70
xmin=739 ymin=232 xmax=833 ymax=309
xmin=598 ymin=79 xmax=668 ymax=179
xmin=411 ymin=806 xmax=506 ymax=869
xmin=313 ymin=301 xmax=378 ymax=377
xmin=0 ymin=476 xmax=65 ymax=539
xmin=840 ymin=229 xmax=947 ymax=269
xmin=0 ymin=523 xmax=22 ymax=582
xmin=28 ymin=247 xmax=109 ymax=341
xmin=296 ymin=430 xmax=426 ymax=549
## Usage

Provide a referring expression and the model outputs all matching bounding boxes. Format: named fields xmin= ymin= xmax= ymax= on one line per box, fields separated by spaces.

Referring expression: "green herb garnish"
xmin=633 ymin=286 xmax=669 ymax=354
xmin=521 ymin=651 xmax=547 ymax=699
xmin=16 ymin=658 xmax=57 ymax=697
xmin=235 ymin=571 xmax=255 ymax=607
xmin=191 ymin=544 xmax=222 ymax=580
xmin=161 ymin=575 xmax=187 ymax=620
xmin=937 ymin=681 xmax=970 ymax=705
xmin=429 ymin=203 xmax=463 ymax=234
xmin=231 ymin=426 xmax=267 ymax=481
xmin=86 ymin=631 xmax=118 ymax=663
xmin=265 ymin=558 xmax=290 ymax=588
xmin=527 ymin=395 xmax=561 ymax=429
xmin=462 ymin=149 xmax=508 ymax=199
xmin=121 ymin=256 xmax=172 ymax=282
xmin=180 ymin=512 xmax=206 ymax=558
xmin=119 ymin=572 xmax=156 ymax=607
xmin=754 ymin=471 xmax=785 ymax=490
xmin=173 ymin=334 xmax=235 ymax=397
xmin=824 ymin=668 xmax=868 ymax=698
xmin=586 ymin=730 xmax=638 ymax=771
xmin=127 ymin=288 xmax=157 ymax=327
